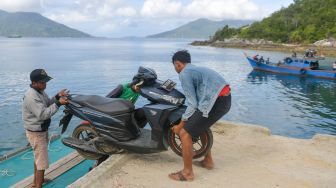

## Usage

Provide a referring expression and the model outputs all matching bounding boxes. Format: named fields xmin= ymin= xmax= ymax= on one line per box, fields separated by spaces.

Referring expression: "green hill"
xmin=212 ymin=0 xmax=336 ymax=43
xmin=148 ymin=18 xmax=253 ymax=39
xmin=0 ymin=10 xmax=91 ymax=38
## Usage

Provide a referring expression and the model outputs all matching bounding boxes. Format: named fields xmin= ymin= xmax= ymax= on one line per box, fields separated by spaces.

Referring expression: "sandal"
xmin=168 ymin=171 xmax=193 ymax=181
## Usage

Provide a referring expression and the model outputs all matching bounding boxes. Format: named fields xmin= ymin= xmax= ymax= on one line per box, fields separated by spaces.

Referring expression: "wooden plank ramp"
xmin=11 ymin=151 xmax=85 ymax=188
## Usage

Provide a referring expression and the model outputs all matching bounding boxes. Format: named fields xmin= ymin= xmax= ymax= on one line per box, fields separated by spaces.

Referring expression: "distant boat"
xmin=7 ymin=35 xmax=22 ymax=38
xmin=245 ymin=51 xmax=336 ymax=80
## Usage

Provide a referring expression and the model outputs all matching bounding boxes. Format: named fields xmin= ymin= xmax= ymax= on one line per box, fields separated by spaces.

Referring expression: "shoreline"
xmin=69 ymin=121 xmax=336 ymax=188
xmin=191 ymin=40 xmax=336 ymax=58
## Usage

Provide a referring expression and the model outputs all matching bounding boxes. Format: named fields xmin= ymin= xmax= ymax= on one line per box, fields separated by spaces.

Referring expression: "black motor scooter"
xmin=60 ymin=67 xmax=213 ymax=160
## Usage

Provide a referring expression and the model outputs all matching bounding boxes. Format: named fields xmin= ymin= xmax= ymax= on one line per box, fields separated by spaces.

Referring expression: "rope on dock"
xmin=48 ymin=134 xmax=62 ymax=152
xmin=0 ymin=168 xmax=16 ymax=177
xmin=0 ymin=154 xmax=16 ymax=177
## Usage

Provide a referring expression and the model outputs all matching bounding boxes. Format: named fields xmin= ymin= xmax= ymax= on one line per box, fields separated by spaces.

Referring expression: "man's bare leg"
xmin=199 ymin=150 xmax=214 ymax=170
xmin=35 ymin=170 xmax=45 ymax=188
xmin=32 ymin=163 xmax=37 ymax=187
xmin=169 ymin=128 xmax=194 ymax=181
xmin=195 ymin=135 xmax=214 ymax=170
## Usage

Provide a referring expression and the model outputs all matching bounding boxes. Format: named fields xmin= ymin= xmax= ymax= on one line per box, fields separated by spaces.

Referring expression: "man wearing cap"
xmin=22 ymin=69 xmax=68 ymax=188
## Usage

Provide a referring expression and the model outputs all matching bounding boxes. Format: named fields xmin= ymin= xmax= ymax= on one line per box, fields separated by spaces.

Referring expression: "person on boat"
xmin=259 ymin=56 xmax=265 ymax=63
xmin=169 ymin=50 xmax=231 ymax=181
xmin=266 ymin=58 xmax=270 ymax=64
xmin=22 ymin=69 xmax=68 ymax=188
xmin=277 ymin=61 xmax=282 ymax=66
xmin=305 ymin=49 xmax=311 ymax=58
xmin=333 ymin=61 xmax=336 ymax=71
xmin=253 ymin=54 xmax=259 ymax=61
xmin=292 ymin=51 xmax=297 ymax=58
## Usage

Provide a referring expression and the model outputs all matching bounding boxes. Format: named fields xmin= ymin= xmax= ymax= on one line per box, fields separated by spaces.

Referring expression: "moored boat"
xmin=245 ymin=51 xmax=336 ymax=80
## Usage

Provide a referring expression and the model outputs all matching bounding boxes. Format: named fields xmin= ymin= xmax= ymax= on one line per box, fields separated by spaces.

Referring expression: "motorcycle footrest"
xmin=62 ymin=137 xmax=105 ymax=155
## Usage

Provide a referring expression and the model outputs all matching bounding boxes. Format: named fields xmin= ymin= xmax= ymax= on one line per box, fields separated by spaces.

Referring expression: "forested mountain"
xmin=212 ymin=0 xmax=336 ymax=43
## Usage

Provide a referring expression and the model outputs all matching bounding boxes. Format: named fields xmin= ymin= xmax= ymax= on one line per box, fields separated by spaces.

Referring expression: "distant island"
xmin=0 ymin=10 xmax=91 ymax=38
xmin=147 ymin=18 xmax=254 ymax=39
xmin=191 ymin=0 xmax=336 ymax=57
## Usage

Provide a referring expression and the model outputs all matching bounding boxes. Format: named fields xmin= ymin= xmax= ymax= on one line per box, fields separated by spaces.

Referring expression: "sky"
xmin=0 ymin=0 xmax=294 ymax=37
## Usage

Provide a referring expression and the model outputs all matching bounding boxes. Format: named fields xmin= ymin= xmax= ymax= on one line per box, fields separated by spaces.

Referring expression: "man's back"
xmin=179 ymin=64 xmax=227 ymax=118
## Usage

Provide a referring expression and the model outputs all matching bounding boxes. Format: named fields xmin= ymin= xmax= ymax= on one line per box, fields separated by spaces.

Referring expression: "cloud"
xmin=184 ymin=0 xmax=263 ymax=20
xmin=0 ymin=0 xmax=290 ymax=37
xmin=115 ymin=7 xmax=137 ymax=17
xmin=140 ymin=0 xmax=265 ymax=20
xmin=140 ymin=0 xmax=182 ymax=18
xmin=0 ymin=0 xmax=41 ymax=12
xmin=42 ymin=0 xmax=138 ymax=32
xmin=48 ymin=11 xmax=91 ymax=23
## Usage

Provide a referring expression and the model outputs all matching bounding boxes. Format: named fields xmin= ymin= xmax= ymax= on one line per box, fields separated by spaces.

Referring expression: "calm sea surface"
xmin=0 ymin=38 xmax=335 ymax=155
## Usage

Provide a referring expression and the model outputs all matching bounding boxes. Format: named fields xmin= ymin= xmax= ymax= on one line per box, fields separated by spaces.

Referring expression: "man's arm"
xmin=106 ymin=85 xmax=123 ymax=98
xmin=179 ymin=73 xmax=198 ymax=121
xmin=47 ymin=93 xmax=60 ymax=106
xmin=171 ymin=73 xmax=198 ymax=134
xmin=26 ymin=96 xmax=60 ymax=121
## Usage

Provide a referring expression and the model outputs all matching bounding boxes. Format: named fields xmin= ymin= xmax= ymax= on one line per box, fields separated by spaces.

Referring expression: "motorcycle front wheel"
xmin=72 ymin=123 xmax=105 ymax=160
xmin=167 ymin=128 xmax=213 ymax=159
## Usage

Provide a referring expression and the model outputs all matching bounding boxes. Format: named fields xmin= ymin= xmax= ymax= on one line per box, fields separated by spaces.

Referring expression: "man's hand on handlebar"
xmin=58 ymin=89 xmax=70 ymax=97
xmin=59 ymin=97 xmax=69 ymax=105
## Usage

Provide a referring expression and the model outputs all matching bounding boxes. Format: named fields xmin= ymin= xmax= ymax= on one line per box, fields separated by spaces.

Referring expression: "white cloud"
xmin=115 ymin=7 xmax=137 ymax=17
xmin=43 ymin=0 xmax=138 ymax=31
xmin=0 ymin=0 xmax=289 ymax=37
xmin=140 ymin=0 xmax=265 ymax=20
xmin=0 ymin=0 xmax=41 ymax=12
xmin=48 ymin=11 xmax=91 ymax=23
xmin=140 ymin=0 xmax=182 ymax=18
xmin=184 ymin=0 xmax=263 ymax=20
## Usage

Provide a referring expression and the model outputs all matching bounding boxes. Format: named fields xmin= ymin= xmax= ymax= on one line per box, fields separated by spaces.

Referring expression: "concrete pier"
xmin=69 ymin=121 xmax=336 ymax=188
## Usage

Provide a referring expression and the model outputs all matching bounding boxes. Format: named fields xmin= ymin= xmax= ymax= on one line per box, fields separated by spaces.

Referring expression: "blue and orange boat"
xmin=245 ymin=51 xmax=336 ymax=80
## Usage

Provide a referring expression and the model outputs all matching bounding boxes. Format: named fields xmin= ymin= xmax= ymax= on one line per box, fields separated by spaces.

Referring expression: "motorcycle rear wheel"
xmin=168 ymin=128 xmax=213 ymax=159
xmin=72 ymin=123 xmax=105 ymax=160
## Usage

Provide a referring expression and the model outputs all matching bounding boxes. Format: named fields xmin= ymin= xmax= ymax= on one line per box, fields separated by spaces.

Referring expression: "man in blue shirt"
xmin=169 ymin=50 xmax=231 ymax=181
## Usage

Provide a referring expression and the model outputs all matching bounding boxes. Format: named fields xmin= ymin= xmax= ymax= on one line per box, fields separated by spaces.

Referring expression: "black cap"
xmin=30 ymin=69 xmax=53 ymax=82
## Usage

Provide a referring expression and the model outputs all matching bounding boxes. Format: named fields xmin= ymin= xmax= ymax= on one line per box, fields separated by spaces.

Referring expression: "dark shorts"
xmin=184 ymin=95 xmax=231 ymax=139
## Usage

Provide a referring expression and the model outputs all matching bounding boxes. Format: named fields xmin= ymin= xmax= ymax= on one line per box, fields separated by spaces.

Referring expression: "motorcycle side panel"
xmin=68 ymin=105 xmax=139 ymax=141
xmin=142 ymin=103 xmax=178 ymax=148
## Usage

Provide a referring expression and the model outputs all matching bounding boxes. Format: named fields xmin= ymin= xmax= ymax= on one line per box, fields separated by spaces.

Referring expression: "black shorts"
xmin=184 ymin=95 xmax=231 ymax=139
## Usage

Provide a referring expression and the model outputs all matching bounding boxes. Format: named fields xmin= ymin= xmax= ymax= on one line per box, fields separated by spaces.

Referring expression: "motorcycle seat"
xmin=71 ymin=95 xmax=135 ymax=116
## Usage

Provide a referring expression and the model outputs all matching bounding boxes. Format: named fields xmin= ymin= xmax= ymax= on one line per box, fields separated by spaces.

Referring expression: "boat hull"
xmin=247 ymin=57 xmax=336 ymax=80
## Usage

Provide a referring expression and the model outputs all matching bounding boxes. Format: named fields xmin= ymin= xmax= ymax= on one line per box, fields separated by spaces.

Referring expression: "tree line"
xmin=212 ymin=0 xmax=336 ymax=44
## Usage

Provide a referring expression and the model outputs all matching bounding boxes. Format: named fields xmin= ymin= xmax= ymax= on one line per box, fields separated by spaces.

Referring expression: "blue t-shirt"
xmin=179 ymin=64 xmax=228 ymax=121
